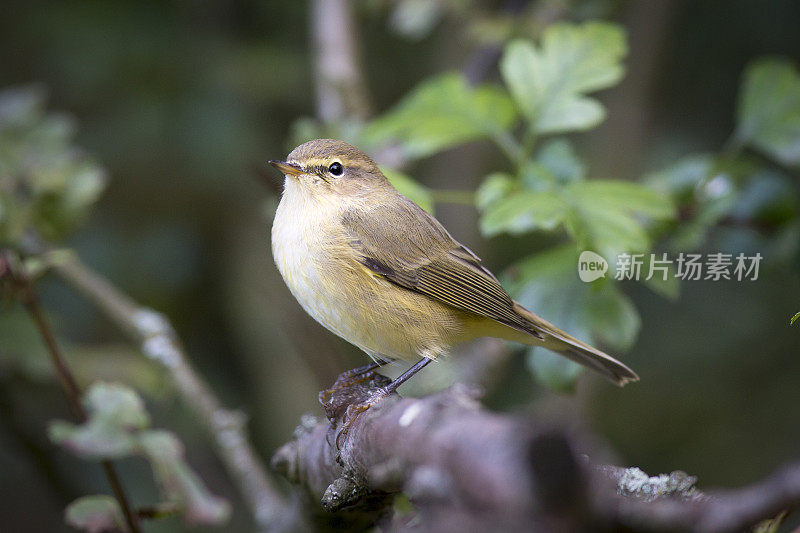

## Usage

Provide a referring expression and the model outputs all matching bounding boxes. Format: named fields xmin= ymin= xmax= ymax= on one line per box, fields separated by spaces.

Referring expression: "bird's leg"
xmin=335 ymin=357 xmax=432 ymax=449
xmin=382 ymin=357 xmax=433 ymax=394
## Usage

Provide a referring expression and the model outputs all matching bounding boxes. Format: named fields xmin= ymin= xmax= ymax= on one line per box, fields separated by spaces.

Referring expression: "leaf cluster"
xmin=50 ymin=382 xmax=231 ymax=531
xmin=0 ymin=86 xmax=106 ymax=245
xmin=291 ymin=24 xmax=800 ymax=390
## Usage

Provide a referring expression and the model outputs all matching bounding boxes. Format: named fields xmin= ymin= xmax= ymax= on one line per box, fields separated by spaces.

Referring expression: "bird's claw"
xmin=318 ymin=371 xmax=376 ymax=405
xmin=318 ymin=363 xmax=388 ymax=406
xmin=334 ymin=387 xmax=390 ymax=450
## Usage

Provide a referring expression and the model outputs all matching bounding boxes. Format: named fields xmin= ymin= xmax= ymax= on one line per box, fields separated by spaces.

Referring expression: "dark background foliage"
xmin=1 ymin=1 xmax=799 ymax=531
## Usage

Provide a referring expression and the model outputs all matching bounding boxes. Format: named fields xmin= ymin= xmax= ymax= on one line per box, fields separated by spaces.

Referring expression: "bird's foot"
xmin=334 ymin=386 xmax=391 ymax=450
xmin=319 ymin=364 xmax=390 ymax=416
xmin=318 ymin=367 xmax=394 ymax=454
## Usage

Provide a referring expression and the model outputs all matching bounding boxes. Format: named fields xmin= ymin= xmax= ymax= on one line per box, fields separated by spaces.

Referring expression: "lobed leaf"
xmin=362 ymin=73 xmax=517 ymax=159
xmin=566 ymin=180 xmax=673 ymax=257
xmin=139 ymin=431 xmax=232 ymax=526
xmin=566 ymin=203 xmax=649 ymax=260
xmin=65 ymin=496 xmax=124 ymax=533
xmin=0 ymin=86 xmax=107 ymax=243
xmin=500 ymin=22 xmax=627 ymax=134
xmin=49 ymin=419 xmax=139 ymax=460
xmin=476 ymin=172 xmax=516 ymax=211
xmin=83 ymin=382 xmax=150 ymax=430
xmin=479 ymin=171 xmax=672 ymax=258
xmin=536 ymin=138 xmax=586 ymax=183
xmin=49 ymin=382 xmax=232 ymax=527
xmin=568 ymin=180 xmax=675 ymax=220
xmin=736 ymin=58 xmax=800 ymax=167
xmin=645 ymin=153 xmax=714 ymax=198
xmin=480 ymin=190 xmax=567 ymax=237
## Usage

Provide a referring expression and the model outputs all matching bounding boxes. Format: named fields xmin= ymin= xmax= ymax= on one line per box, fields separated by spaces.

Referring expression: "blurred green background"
xmin=1 ymin=0 xmax=799 ymax=531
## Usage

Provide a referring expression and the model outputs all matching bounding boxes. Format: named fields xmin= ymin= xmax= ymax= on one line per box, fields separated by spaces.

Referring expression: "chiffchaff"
xmin=269 ymin=139 xmax=637 ymax=397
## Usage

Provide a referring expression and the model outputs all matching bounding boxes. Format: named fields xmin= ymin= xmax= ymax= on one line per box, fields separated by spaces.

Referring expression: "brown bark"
xmin=273 ymin=368 xmax=800 ymax=532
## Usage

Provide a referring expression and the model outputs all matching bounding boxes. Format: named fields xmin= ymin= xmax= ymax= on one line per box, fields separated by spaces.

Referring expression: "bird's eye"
xmin=328 ymin=162 xmax=343 ymax=176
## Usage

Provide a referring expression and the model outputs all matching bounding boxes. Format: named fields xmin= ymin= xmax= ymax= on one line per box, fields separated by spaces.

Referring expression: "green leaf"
xmin=65 ymin=496 xmax=124 ymax=533
xmin=0 ymin=84 xmax=46 ymax=128
xmin=537 ymin=97 xmax=605 ymax=134
xmin=49 ymin=382 xmax=149 ymax=459
xmin=500 ymin=22 xmax=627 ymax=134
xmin=0 ymin=86 xmax=106 ymax=244
xmin=671 ymin=185 xmax=738 ymax=251
xmin=480 ymin=190 xmax=568 ymax=237
xmin=565 ymin=203 xmax=649 ymax=259
xmin=736 ymin=58 xmax=800 ymax=167
xmin=508 ymin=245 xmax=640 ymax=391
xmin=730 ymin=169 xmax=797 ymax=224
xmin=509 ymin=245 xmax=587 ymax=392
xmin=389 ymin=0 xmax=444 ymax=39
xmin=568 ymin=180 xmax=675 ymax=219
xmin=520 ymin=161 xmax=557 ymax=191
xmin=362 ymin=72 xmax=517 ymax=159
xmin=58 ymin=161 xmax=106 ymax=227
xmin=83 ymin=382 xmax=150 ymax=429
xmin=586 ymin=284 xmax=640 ymax=351
xmin=476 ymin=172 xmax=516 ymax=211
xmin=382 ymin=167 xmax=435 ymax=214
xmin=528 ymin=349 xmax=585 ymax=393
xmin=791 ymin=311 xmax=800 ymax=325
xmin=536 ymin=138 xmax=586 ymax=183
xmin=50 ymin=383 xmax=231 ymax=527
xmin=640 ymin=254 xmax=681 ymax=300
xmin=139 ymin=430 xmax=232 ymax=526
xmin=645 ymin=153 xmax=714 ymax=199
xmin=563 ymin=180 xmax=674 ymax=257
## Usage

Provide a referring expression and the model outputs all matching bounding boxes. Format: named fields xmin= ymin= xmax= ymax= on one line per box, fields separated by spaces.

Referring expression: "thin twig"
xmin=311 ymin=0 xmax=371 ymax=123
xmin=1 ymin=251 xmax=141 ymax=533
xmin=34 ymin=249 xmax=299 ymax=532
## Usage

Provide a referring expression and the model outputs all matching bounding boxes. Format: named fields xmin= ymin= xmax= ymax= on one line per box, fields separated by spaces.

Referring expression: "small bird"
xmin=269 ymin=139 xmax=638 ymax=401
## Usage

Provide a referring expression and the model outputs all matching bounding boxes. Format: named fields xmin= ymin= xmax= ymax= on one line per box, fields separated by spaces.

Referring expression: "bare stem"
xmin=2 ymin=251 xmax=141 ymax=533
xmin=491 ymin=128 xmax=527 ymax=167
xmin=43 ymin=251 xmax=295 ymax=531
xmin=311 ymin=0 xmax=371 ymax=123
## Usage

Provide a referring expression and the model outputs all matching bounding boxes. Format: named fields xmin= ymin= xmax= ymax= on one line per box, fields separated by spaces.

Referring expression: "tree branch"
xmin=1 ymin=250 xmax=141 ymax=533
xmin=34 ymin=249 xmax=300 ymax=532
xmin=272 ymin=368 xmax=799 ymax=532
xmin=603 ymin=463 xmax=800 ymax=532
xmin=311 ymin=0 xmax=371 ymax=123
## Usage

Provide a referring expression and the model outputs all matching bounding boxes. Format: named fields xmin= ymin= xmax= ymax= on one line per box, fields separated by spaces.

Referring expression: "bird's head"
xmin=269 ymin=139 xmax=390 ymax=199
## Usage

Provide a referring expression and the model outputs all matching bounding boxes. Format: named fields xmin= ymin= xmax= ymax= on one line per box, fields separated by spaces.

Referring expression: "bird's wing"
xmin=340 ymin=197 xmax=541 ymax=338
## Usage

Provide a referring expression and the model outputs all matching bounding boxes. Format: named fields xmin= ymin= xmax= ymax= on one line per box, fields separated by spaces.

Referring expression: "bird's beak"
xmin=268 ymin=160 xmax=304 ymax=177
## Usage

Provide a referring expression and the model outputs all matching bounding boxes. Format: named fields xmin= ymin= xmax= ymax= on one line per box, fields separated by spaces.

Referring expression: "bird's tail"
xmin=509 ymin=302 xmax=639 ymax=386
